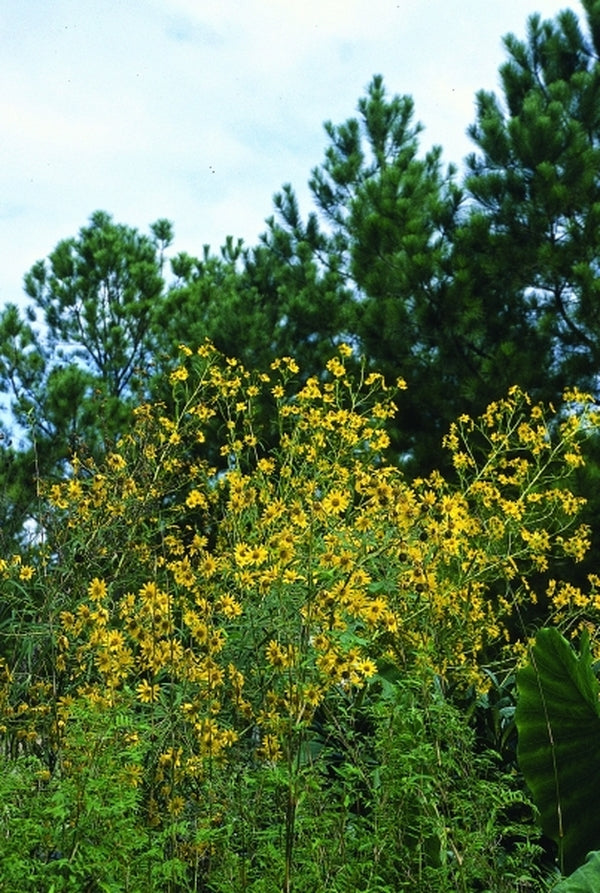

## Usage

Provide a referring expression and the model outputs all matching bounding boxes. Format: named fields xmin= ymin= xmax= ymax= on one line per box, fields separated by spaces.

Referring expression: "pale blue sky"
xmin=1 ymin=0 xmax=580 ymax=306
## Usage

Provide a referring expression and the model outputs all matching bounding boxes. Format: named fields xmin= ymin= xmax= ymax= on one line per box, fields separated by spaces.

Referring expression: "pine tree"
xmin=249 ymin=76 xmax=462 ymax=470
xmin=458 ymin=1 xmax=600 ymax=578
xmin=0 ymin=211 xmax=171 ymax=542
xmin=461 ymin=2 xmax=600 ymax=399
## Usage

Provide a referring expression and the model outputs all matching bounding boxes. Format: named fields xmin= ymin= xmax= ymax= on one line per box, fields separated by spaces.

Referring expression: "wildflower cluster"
xmin=0 ymin=342 xmax=597 ymax=879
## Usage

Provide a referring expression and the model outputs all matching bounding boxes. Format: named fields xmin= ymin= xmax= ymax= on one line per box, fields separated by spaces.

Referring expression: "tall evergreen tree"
xmin=22 ymin=210 xmax=169 ymax=404
xmin=243 ymin=184 xmax=353 ymax=370
xmin=0 ymin=212 xmax=171 ymax=542
xmin=457 ymin=1 xmax=600 ymax=578
xmin=244 ymin=75 xmax=463 ymax=469
xmin=308 ymin=75 xmax=463 ymax=466
xmin=461 ymin=2 xmax=600 ymax=400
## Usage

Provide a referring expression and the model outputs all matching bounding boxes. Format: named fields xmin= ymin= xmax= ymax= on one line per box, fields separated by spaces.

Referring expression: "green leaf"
xmin=553 ymin=850 xmax=600 ymax=892
xmin=516 ymin=627 xmax=600 ymax=874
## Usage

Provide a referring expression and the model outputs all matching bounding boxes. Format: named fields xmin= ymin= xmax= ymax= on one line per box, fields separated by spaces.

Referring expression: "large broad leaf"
xmin=516 ymin=627 xmax=600 ymax=875
xmin=553 ymin=850 xmax=600 ymax=892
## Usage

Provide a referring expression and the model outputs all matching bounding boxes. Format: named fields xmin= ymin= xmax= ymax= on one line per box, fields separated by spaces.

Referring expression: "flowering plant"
xmin=0 ymin=342 xmax=596 ymax=889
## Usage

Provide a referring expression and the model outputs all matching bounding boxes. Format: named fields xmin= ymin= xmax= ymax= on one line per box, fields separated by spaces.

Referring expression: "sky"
xmin=1 ymin=0 xmax=583 ymax=309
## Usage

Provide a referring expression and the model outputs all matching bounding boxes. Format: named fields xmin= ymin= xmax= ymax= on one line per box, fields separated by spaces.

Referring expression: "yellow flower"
xmin=234 ymin=542 xmax=268 ymax=567
xmin=326 ymin=357 xmax=346 ymax=378
xmin=88 ymin=577 xmax=107 ymax=602
xmin=122 ymin=763 xmax=143 ymax=788
xmin=257 ymin=733 xmax=282 ymax=763
xmin=215 ymin=594 xmax=243 ymax=618
xmin=321 ymin=489 xmax=350 ymax=516
xmin=67 ymin=478 xmax=83 ymax=499
xmin=265 ymin=640 xmax=293 ymax=670
xmin=365 ymin=372 xmax=385 ymax=387
xmin=136 ymin=679 xmax=160 ymax=703
xmin=18 ymin=565 xmax=34 ymax=581
xmin=355 ymin=657 xmax=378 ymax=680
xmin=298 ymin=377 xmax=321 ymax=400
xmin=367 ymin=430 xmax=390 ymax=451
xmin=185 ymin=489 xmax=207 ymax=509
xmin=199 ymin=554 xmax=218 ymax=578
xmin=48 ymin=484 xmax=68 ymax=509
xmin=564 ymin=451 xmax=585 ymax=468
xmin=106 ymin=452 xmax=127 ymax=471
xmin=169 ymin=366 xmax=189 ymax=383
xmin=168 ymin=795 xmax=185 ymax=816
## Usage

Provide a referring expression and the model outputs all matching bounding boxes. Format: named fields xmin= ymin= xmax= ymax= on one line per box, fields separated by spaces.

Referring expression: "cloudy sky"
xmin=1 ymin=0 xmax=581 ymax=307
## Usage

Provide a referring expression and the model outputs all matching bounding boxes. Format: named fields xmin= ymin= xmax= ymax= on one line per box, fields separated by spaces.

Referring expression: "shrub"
xmin=0 ymin=342 xmax=596 ymax=889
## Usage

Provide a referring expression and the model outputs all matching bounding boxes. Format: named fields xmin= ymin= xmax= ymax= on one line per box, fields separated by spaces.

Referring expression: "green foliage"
xmin=553 ymin=850 xmax=600 ymax=893
xmin=1 ymin=343 xmax=595 ymax=889
xmin=516 ymin=628 xmax=600 ymax=875
xmin=372 ymin=678 xmax=548 ymax=892
xmin=23 ymin=210 xmax=167 ymax=401
xmin=254 ymin=75 xmax=462 ymax=471
xmin=0 ymin=212 xmax=172 ymax=545
xmin=463 ymin=6 xmax=600 ymax=400
xmin=0 ymin=683 xmax=549 ymax=893
xmin=3 ymin=5 xmax=600 ymax=888
xmin=0 ymin=701 xmax=190 ymax=892
xmin=154 ymin=239 xmax=272 ymax=367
